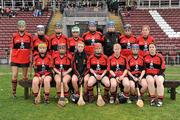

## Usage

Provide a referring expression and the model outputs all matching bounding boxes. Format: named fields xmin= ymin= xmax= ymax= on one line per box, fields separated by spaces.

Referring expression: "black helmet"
xmin=70 ymin=94 xmax=80 ymax=103
xmin=118 ymin=92 xmax=128 ymax=104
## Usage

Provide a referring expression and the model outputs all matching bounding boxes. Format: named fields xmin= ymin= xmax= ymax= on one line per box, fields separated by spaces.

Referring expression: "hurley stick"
xmin=97 ymin=81 xmax=105 ymax=107
xmin=58 ymin=70 xmax=65 ymax=107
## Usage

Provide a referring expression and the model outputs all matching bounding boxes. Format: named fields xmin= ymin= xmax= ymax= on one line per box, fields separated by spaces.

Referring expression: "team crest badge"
xmin=150 ymin=61 xmax=154 ymax=69
xmin=96 ymin=63 xmax=101 ymax=71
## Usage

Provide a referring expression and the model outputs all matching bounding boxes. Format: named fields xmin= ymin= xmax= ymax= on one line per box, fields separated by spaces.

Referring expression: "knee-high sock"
xmin=12 ymin=79 xmax=17 ymax=95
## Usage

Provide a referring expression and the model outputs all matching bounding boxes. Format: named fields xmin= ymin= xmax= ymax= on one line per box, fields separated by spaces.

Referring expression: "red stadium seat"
xmin=0 ymin=11 xmax=52 ymax=60
xmin=121 ymin=9 xmax=180 ymax=57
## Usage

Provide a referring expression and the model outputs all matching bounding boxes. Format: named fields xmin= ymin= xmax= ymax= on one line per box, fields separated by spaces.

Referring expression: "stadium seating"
xmin=121 ymin=9 xmax=180 ymax=64
xmin=0 ymin=11 xmax=52 ymax=63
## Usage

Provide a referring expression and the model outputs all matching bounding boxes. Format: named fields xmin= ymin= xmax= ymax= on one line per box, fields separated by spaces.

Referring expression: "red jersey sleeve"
xmin=98 ymin=31 xmax=104 ymax=42
xmin=82 ymin=32 xmax=88 ymax=40
xmin=151 ymin=36 xmax=155 ymax=43
xmin=107 ymin=57 xmax=112 ymax=71
xmin=134 ymin=36 xmax=138 ymax=44
xmin=49 ymin=55 xmax=53 ymax=68
xmin=46 ymin=35 xmax=51 ymax=51
xmin=29 ymin=33 xmax=33 ymax=49
xmin=87 ymin=55 xmax=93 ymax=69
xmin=159 ymin=54 xmax=166 ymax=70
xmin=32 ymin=35 xmax=37 ymax=51
xmin=126 ymin=56 xmax=130 ymax=71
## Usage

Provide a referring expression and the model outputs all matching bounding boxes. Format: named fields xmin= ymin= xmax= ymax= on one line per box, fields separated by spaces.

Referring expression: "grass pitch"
xmin=0 ymin=65 xmax=179 ymax=120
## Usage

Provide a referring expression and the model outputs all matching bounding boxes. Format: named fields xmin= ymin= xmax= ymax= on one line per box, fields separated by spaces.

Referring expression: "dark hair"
xmin=148 ymin=42 xmax=156 ymax=49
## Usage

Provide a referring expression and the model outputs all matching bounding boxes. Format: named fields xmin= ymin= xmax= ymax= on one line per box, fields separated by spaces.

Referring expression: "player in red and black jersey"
xmin=53 ymin=43 xmax=72 ymax=101
xmin=87 ymin=43 xmax=110 ymax=103
xmin=68 ymin=26 xmax=83 ymax=55
xmin=9 ymin=20 xmax=32 ymax=98
xmin=32 ymin=25 xmax=50 ymax=57
xmin=127 ymin=44 xmax=147 ymax=99
xmin=82 ymin=20 xmax=103 ymax=56
xmin=102 ymin=21 xmax=121 ymax=57
xmin=119 ymin=24 xmax=137 ymax=58
xmin=108 ymin=44 xmax=130 ymax=103
xmin=144 ymin=43 xmax=166 ymax=107
xmin=50 ymin=22 xmax=68 ymax=56
xmin=137 ymin=25 xmax=155 ymax=57
xmin=71 ymin=41 xmax=89 ymax=101
xmin=32 ymin=43 xmax=53 ymax=104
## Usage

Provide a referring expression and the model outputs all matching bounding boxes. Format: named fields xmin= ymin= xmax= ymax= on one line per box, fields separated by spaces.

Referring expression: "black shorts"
xmin=11 ymin=62 xmax=30 ymax=67
xmin=118 ymin=82 xmax=125 ymax=92
xmin=37 ymin=73 xmax=53 ymax=78
xmin=145 ymin=74 xmax=165 ymax=79
xmin=89 ymin=73 xmax=109 ymax=78
xmin=128 ymin=75 xmax=145 ymax=81
xmin=109 ymin=76 xmax=116 ymax=79
xmin=54 ymin=71 xmax=73 ymax=77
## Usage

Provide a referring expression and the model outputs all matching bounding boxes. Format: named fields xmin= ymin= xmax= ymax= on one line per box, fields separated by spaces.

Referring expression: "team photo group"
xmin=9 ymin=19 xmax=165 ymax=107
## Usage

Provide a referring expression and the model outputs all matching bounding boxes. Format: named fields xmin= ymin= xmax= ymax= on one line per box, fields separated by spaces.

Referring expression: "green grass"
xmin=0 ymin=65 xmax=180 ymax=120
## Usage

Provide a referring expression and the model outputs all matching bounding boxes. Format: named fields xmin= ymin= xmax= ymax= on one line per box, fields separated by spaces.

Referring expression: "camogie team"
xmin=9 ymin=20 xmax=165 ymax=107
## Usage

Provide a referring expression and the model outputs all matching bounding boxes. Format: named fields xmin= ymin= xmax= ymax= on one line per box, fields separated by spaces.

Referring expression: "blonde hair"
xmin=142 ymin=25 xmax=150 ymax=31
xmin=113 ymin=43 xmax=121 ymax=49
xmin=77 ymin=41 xmax=85 ymax=46
xmin=38 ymin=42 xmax=47 ymax=48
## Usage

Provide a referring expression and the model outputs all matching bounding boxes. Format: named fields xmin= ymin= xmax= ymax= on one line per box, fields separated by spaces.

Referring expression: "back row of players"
xmin=10 ymin=20 xmax=165 ymax=107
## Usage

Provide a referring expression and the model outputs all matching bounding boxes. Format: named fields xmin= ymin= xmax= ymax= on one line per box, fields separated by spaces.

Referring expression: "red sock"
xmin=44 ymin=92 xmax=49 ymax=101
xmin=75 ymin=91 xmax=79 ymax=95
xmin=33 ymin=93 xmax=38 ymax=97
xmin=104 ymin=87 xmax=110 ymax=96
xmin=140 ymin=92 xmax=144 ymax=97
xmin=150 ymin=95 xmax=156 ymax=100
xmin=123 ymin=92 xmax=129 ymax=98
xmin=57 ymin=92 xmax=61 ymax=97
xmin=88 ymin=86 xmax=93 ymax=96
xmin=64 ymin=91 xmax=69 ymax=97
xmin=158 ymin=96 xmax=164 ymax=101
xmin=23 ymin=77 xmax=28 ymax=81
xmin=12 ymin=80 xmax=17 ymax=95
xmin=111 ymin=91 xmax=117 ymax=98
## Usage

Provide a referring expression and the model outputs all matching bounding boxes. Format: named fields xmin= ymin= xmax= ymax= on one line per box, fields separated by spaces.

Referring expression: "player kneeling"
xmin=127 ymin=44 xmax=147 ymax=103
xmin=87 ymin=43 xmax=110 ymax=103
xmin=32 ymin=43 xmax=52 ymax=104
xmin=71 ymin=41 xmax=89 ymax=103
xmin=53 ymin=43 xmax=72 ymax=104
xmin=144 ymin=43 xmax=166 ymax=107
xmin=108 ymin=44 xmax=130 ymax=104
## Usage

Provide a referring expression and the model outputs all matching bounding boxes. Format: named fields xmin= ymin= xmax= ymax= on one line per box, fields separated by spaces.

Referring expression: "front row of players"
xmin=32 ymin=41 xmax=165 ymax=107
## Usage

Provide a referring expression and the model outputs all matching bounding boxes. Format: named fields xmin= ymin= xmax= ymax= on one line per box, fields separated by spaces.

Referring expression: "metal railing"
xmin=165 ymin=55 xmax=180 ymax=65
xmin=137 ymin=0 xmax=180 ymax=9
xmin=63 ymin=7 xmax=108 ymax=17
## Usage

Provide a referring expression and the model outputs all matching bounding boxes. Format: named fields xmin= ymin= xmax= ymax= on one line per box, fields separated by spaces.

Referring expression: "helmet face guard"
xmin=17 ymin=20 xmax=26 ymax=27
xmin=88 ymin=20 xmax=97 ymax=27
xmin=70 ymin=94 xmax=80 ymax=103
xmin=17 ymin=20 xmax=26 ymax=32
xmin=55 ymin=22 xmax=63 ymax=34
xmin=71 ymin=26 xmax=80 ymax=33
xmin=37 ymin=25 xmax=45 ymax=32
xmin=118 ymin=93 xmax=128 ymax=104
xmin=132 ymin=44 xmax=139 ymax=55
xmin=56 ymin=22 xmax=63 ymax=29
xmin=107 ymin=20 xmax=115 ymax=28
xmin=37 ymin=25 xmax=45 ymax=37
